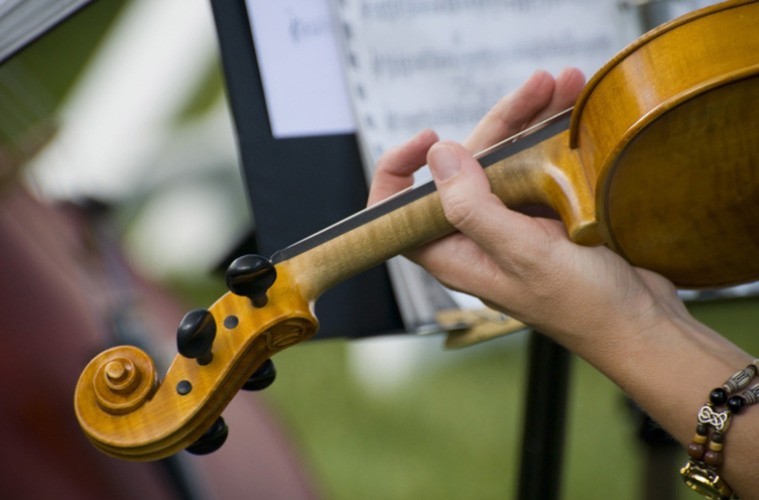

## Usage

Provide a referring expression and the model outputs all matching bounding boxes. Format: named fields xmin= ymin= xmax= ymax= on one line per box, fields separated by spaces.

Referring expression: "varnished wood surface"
xmin=284 ymin=126 xmax=600 ymax=302
xmin=603 ymin=75 xmax=759 ymax=286
xmin=570 ymin=0 xmax=759 ymax=287
xmin=75 ymin=268 xmax=317 ymax=461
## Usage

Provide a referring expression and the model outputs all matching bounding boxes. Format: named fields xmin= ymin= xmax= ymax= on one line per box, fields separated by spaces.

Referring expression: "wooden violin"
xmin=75 ymin=0 xmax=759 ymax=460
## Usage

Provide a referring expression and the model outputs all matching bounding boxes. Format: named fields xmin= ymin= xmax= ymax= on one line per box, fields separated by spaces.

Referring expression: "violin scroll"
xmin=74 ymin=256 xmax=317 ymax=461
xmin=89 ymin=345 xmax=158 ymax=416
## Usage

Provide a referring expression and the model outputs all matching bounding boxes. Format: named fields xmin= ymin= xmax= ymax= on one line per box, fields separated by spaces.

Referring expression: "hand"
xmin=368 ymin=67 xmax=586 ymax=205
xmin=370 ymin=68 xmax=759 ymax=500
xmin=368 ymin=68 xmax=685 ymax=351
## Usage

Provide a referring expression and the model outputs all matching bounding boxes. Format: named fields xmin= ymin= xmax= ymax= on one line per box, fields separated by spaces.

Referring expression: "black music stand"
xmin=208 ymin=0 xmax=403 ymax=339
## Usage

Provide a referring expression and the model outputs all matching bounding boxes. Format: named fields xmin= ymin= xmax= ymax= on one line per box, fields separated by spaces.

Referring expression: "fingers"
xmin=427 ymin=141 xmax=549 ymax=267
xmin=367 ymin=128 xmax=439 ymax=206
xmin=535 ymin=67 xmax=586 ymax=122
xmin=369 ymin=69 xmax=585 ymax=206
xmin=416 ymin=140 xmax=567 ymax=311
xmin=464 ymin=67 xmax=585 ymax=153
xmin=463 ymin=70 xmax=554 ymax=152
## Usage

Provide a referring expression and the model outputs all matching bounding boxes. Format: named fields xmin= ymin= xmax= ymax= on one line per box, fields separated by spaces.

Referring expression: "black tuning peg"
xmin=177 ymin=309 xmax=216 ymax=365
xmin=185 ymin=416 xmax=228 ymax=455
xmin=242 ymin=359 xmax=277 ymax=391
xmin=226 ymin=254 xmax=277 ymax=307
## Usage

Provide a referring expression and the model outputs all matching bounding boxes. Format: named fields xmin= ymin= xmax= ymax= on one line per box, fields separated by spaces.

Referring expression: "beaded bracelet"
xmin=680 ymin=360 xmax=759 ymax=499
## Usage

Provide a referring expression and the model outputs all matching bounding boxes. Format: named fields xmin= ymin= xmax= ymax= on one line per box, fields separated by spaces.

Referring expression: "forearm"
xmin=564 ymin=307 xmax=757 ymax=498
xmin=369 ymin=69 xmax=759 ymax=497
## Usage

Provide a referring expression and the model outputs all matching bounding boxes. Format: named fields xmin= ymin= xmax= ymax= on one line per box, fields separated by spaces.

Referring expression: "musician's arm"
xmin=369 ymin=68 xmax=759 ymax=498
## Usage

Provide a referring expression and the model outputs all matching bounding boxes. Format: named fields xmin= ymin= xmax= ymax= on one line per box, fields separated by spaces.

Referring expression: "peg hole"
xmin=176 ymin=380 xmax=192 ymax=395
xmin=224 ymin=315 xmax=239 ymax=329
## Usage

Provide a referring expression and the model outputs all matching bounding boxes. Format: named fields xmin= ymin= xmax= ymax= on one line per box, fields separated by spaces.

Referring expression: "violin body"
xmin=571 ymin=0 xmax=759 ymax=287
xmin=75 ymin=0 xmax=759 ymax=461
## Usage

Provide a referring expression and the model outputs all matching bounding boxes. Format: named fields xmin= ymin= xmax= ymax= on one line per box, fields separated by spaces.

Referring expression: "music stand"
xmin=208 ymin=0 xmax=404 ymax=339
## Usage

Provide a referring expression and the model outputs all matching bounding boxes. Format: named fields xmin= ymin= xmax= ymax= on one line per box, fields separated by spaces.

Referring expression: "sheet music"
xmin=333 ymin=0 xmax=639 ymax=168
xmin=330 ymin=0 xmax=641 ymax=330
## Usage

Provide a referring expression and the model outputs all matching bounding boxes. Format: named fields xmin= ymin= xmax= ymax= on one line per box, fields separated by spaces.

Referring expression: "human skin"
xmin=368 ymin=68 xmax=758 ymax=498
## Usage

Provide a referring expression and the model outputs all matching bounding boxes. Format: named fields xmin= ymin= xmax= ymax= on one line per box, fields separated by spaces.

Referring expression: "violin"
xmin=75 ymin=0 xmax=759 ymax=461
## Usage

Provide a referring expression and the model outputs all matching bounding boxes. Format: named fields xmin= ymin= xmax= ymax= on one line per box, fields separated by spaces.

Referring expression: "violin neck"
xmin=274 ymin=109 xmax=599 ymax=302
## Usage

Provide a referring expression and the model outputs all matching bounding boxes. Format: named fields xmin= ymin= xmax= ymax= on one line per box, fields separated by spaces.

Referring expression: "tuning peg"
xmin=177 ymin=309 xmax=216 ymax=365
xmin=226 ymin=254 xmax=276 ymax=307
xmin=242 ymin=359 xmax=277 ymax=391
xmin=185 ymin=416 xmax=228 ymax=455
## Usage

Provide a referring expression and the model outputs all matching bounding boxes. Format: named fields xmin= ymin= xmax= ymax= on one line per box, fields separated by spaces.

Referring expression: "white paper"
xmin=333 ymin=0 xmax=640 ymax=169
xmin=244 ymin=0 xmax=356 ymax=138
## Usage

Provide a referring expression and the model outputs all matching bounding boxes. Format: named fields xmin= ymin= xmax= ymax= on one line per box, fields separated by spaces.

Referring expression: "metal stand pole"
xmin=517 ymin=331 xmax=572 ymax=500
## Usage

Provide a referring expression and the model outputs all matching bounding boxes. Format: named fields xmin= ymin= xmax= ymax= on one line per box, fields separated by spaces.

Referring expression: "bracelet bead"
xmin=743 ymin=385 xmax=759 ymax=405
xmin=722 ymin=363 xmax=758 ymax=393
xmin=710 ymin=388 xmax=728 ymax=406
xmin=680 ymin=360 xmax=759 ymax=499
xmin=693 ymin=432 xmax=707 ymax=444
xmin=688 ymin=442 xmax=706 ymax=459
xmin=708 ymin=440 xmax=723 ymax=452
xmin=727 ymin=395 xmax=746 ymax=414
xmin=703 ymin=449 xmax=724 ymax=468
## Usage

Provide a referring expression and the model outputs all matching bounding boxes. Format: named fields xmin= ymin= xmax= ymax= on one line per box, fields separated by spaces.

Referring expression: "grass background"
xmin=252 ymin=296 xmax=759 ymax=500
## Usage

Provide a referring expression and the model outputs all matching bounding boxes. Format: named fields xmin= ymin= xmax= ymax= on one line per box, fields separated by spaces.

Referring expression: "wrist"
xmin=567 ymin=308 xmax=749 ymax=438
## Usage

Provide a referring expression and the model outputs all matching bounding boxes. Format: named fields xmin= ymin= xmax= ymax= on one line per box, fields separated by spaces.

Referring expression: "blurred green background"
xmin=2 ymin=1 xmax=756 ymax=499
xmin=259 ymin=297 xmax=759 ymax=500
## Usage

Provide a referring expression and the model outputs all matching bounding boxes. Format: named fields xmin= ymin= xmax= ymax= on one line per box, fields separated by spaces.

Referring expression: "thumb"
xmin=428 ymin=141 xmax=506 ymax=236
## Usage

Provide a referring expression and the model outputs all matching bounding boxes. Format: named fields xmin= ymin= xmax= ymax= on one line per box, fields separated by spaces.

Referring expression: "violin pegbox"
xmin=74 ymin=255 xmax=317 ymax=461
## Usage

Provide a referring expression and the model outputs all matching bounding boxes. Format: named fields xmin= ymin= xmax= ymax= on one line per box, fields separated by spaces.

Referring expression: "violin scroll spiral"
xmin=74 ymin=255 xmax=317 ymax=461
xmin=90 ymin=346 xmax=158 ymax=416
